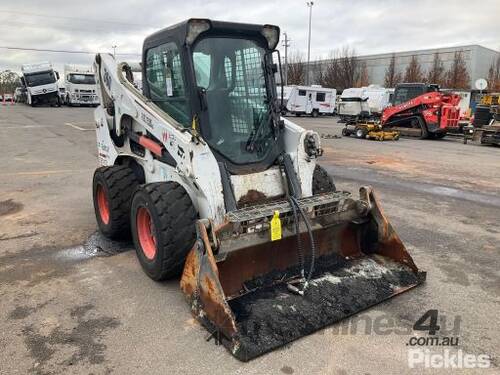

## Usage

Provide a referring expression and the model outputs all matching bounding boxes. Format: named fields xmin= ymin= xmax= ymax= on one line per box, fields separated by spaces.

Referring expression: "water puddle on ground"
xmin=54 ymin=232 xmax=133 ymax=262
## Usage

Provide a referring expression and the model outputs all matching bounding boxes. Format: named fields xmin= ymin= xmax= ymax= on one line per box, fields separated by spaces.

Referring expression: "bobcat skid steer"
xmin=92 ymin=19 xmax=425 ymax=361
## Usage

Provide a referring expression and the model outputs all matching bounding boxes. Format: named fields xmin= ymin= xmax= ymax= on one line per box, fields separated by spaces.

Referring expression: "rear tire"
xmin=131 ymin=182 xmax=197 ymax=280
xmin=311 ymin=109 xmax=319 ymax=118
xmin=93 ymin=165 xmax=139 ymax=239
xmin=312 ymin=164 xmax=336 ymax=194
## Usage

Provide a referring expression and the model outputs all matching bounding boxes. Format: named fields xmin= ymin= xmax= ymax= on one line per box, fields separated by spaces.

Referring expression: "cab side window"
xmin=146 ymin=42 xmax=190 ymax=127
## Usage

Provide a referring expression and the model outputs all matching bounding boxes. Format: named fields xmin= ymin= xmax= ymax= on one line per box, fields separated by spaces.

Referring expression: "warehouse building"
xmin=309 ymin=45 xmax=499 ymax=87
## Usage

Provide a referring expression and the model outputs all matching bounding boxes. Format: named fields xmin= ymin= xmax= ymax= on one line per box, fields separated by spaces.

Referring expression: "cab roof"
xmin=143 ymin=18 xmax=279 ymax=52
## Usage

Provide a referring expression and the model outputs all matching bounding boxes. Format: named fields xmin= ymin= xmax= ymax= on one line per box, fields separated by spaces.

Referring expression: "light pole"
xmin=282 ymin=32 xmax=290 ymax=86
xmin=306 ymin=1 xmax=314 ymax=85
xmin=112 ymin=45 xmax=117 ymax=58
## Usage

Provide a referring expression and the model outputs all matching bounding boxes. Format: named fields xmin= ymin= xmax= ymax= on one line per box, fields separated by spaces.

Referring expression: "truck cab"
xmin=64 ymin=64 xmax=98 ymax=106
xmin=21 ymin=62 xmax=60 ymax=107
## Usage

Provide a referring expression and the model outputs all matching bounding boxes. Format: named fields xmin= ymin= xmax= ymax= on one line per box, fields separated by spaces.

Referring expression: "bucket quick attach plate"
xmin=180 ymin=186 xmax=425 ymax=361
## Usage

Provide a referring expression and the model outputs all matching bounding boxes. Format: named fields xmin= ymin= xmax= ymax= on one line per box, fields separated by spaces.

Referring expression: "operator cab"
xmin=392 ymin=83 xmax=440 ymax=105
xmin=142 ymin=19 xmax=283 ymax=173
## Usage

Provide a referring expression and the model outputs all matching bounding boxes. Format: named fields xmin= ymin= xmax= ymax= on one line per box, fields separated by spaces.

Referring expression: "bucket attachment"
xmin=180 ymin=186 xmax=425 ymax=361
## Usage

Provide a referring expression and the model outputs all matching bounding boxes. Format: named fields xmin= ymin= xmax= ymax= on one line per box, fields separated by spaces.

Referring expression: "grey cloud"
xmin=0 ymin=0 xmax=499 ymax=74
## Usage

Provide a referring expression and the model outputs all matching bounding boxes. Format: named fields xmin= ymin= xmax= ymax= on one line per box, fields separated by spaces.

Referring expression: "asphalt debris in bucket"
xmin=228 ymin=255 xmax=420 ymax=361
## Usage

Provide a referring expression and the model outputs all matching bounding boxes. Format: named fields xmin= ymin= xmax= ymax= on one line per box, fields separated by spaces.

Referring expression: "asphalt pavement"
xmin=0 ymin=106 xmax=498 ymax=374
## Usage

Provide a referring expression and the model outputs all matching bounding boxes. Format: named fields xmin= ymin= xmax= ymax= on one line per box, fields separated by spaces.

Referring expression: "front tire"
xmin=93 ymin=165 xmax=139 ymax=239
xmin=355 ymin=127 xmax=367 ymax=139
xmin=131 ymin=182 xmax=197 ymax=280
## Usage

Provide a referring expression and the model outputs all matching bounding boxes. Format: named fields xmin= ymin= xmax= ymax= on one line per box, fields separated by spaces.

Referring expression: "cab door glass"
xmin=146 ymin=42 xmax=191 ymax=127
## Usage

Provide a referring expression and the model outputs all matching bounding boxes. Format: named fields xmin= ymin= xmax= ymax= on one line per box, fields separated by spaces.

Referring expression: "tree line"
xmin=285 ymin=48 xmax=500 ymax=91
xmin=0 ymin=70 xmax=21 ymax=94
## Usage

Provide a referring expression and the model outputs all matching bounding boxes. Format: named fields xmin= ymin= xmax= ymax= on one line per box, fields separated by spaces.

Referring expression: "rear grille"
xmin=224 ymin=192 xmax=351 ymax=235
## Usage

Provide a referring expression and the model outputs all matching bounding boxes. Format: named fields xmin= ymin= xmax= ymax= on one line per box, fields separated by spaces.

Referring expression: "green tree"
xmin=0 ymin=70 xmax=21 ymax=94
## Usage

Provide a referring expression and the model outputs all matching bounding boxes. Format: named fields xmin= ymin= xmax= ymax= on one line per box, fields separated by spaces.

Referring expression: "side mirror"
xmin=20 ymin=77 xmax=25 ymax=86
xmin=55 ymin=71 xmax=60 ymax=80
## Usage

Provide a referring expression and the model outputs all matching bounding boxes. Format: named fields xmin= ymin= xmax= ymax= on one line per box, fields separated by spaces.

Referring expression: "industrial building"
xmin=310 ymin=44 xmax=499 ymax=88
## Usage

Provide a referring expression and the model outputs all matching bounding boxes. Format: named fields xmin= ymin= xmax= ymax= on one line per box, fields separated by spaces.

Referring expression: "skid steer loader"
xmin=92 ymin=19 xmax=425 ymax=361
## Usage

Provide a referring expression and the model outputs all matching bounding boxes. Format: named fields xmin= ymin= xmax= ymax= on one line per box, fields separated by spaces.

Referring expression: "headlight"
xmin=261 ymin=25 xmax=280 ymax=49
xmin=186 ymin=19 xmax=211 ymax=45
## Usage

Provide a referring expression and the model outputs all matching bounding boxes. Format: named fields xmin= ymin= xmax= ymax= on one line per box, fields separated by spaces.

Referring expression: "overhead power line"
xmin=0 ymin=45 xmax=140 ymax=56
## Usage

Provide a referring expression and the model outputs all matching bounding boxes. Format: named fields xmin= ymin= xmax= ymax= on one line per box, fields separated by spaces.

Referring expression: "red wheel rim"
xmin=96 ymin=184 xmax=110 ymax=225
xmin=137 ymin=207 xmax=157 ymax=260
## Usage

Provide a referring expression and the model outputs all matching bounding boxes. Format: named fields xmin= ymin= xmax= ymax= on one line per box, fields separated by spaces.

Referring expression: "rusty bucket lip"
xmin=194 ymin=264 xmax=426 ymax=362
xmin=180 ymin=185 xmax=426 ymax=362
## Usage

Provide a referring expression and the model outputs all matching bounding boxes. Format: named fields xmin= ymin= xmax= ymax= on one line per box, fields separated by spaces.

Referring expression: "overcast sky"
xmin=1 ymin=0 xmax=499 ymax=75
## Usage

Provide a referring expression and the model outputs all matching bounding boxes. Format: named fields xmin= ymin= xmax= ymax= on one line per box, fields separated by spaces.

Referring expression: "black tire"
xmin=342 ymin=127 xmax=349 ymax=136
xmin=131 ymin=182 xmax=197 ymax=280
xmin=311 ymin=109 xmax=319 ymax=118
xmin=312 ymin=164 xmax=336 ymax=194
xmin=355 ymin=127 xmax=367 ymax=139
xmin=93 ymin=165 xmax=139 ymax=239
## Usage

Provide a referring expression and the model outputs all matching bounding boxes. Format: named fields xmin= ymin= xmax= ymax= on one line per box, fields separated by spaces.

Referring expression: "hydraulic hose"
xmin=290 ymin=196 xmax=316 ymax=293
xmin=288 ymin=196 xmax=305 ymax=279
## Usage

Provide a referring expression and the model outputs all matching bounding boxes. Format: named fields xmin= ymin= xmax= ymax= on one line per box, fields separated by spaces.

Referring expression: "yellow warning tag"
xmin=270 ymin=211 xmax=282 ymax=241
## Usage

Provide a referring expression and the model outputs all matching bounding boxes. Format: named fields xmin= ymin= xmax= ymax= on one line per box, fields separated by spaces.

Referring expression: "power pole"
xmin=306 ymin=1 xmax=314 ymax=85
xmin=112 ymin=45 xmax=117 ymax=58
xmin=282 ymin=32 xmax=290 ymax=86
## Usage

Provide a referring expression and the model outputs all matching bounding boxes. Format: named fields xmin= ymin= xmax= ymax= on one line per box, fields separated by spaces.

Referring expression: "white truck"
xmin=21 ymin=62 xmax=61 ymax=107
xmin=284 ymin=85 xmax=336 ymax=117
xmin=63 ymin=64 xmax=98 ymax=106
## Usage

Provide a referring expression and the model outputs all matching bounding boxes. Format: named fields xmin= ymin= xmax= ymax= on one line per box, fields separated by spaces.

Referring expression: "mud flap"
xmin=180 ymin=187 xmax=425 ymax=361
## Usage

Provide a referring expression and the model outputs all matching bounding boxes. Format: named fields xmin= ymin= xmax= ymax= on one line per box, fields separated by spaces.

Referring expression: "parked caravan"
xmin=284 ymin=85 xmax=336 ymax=117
